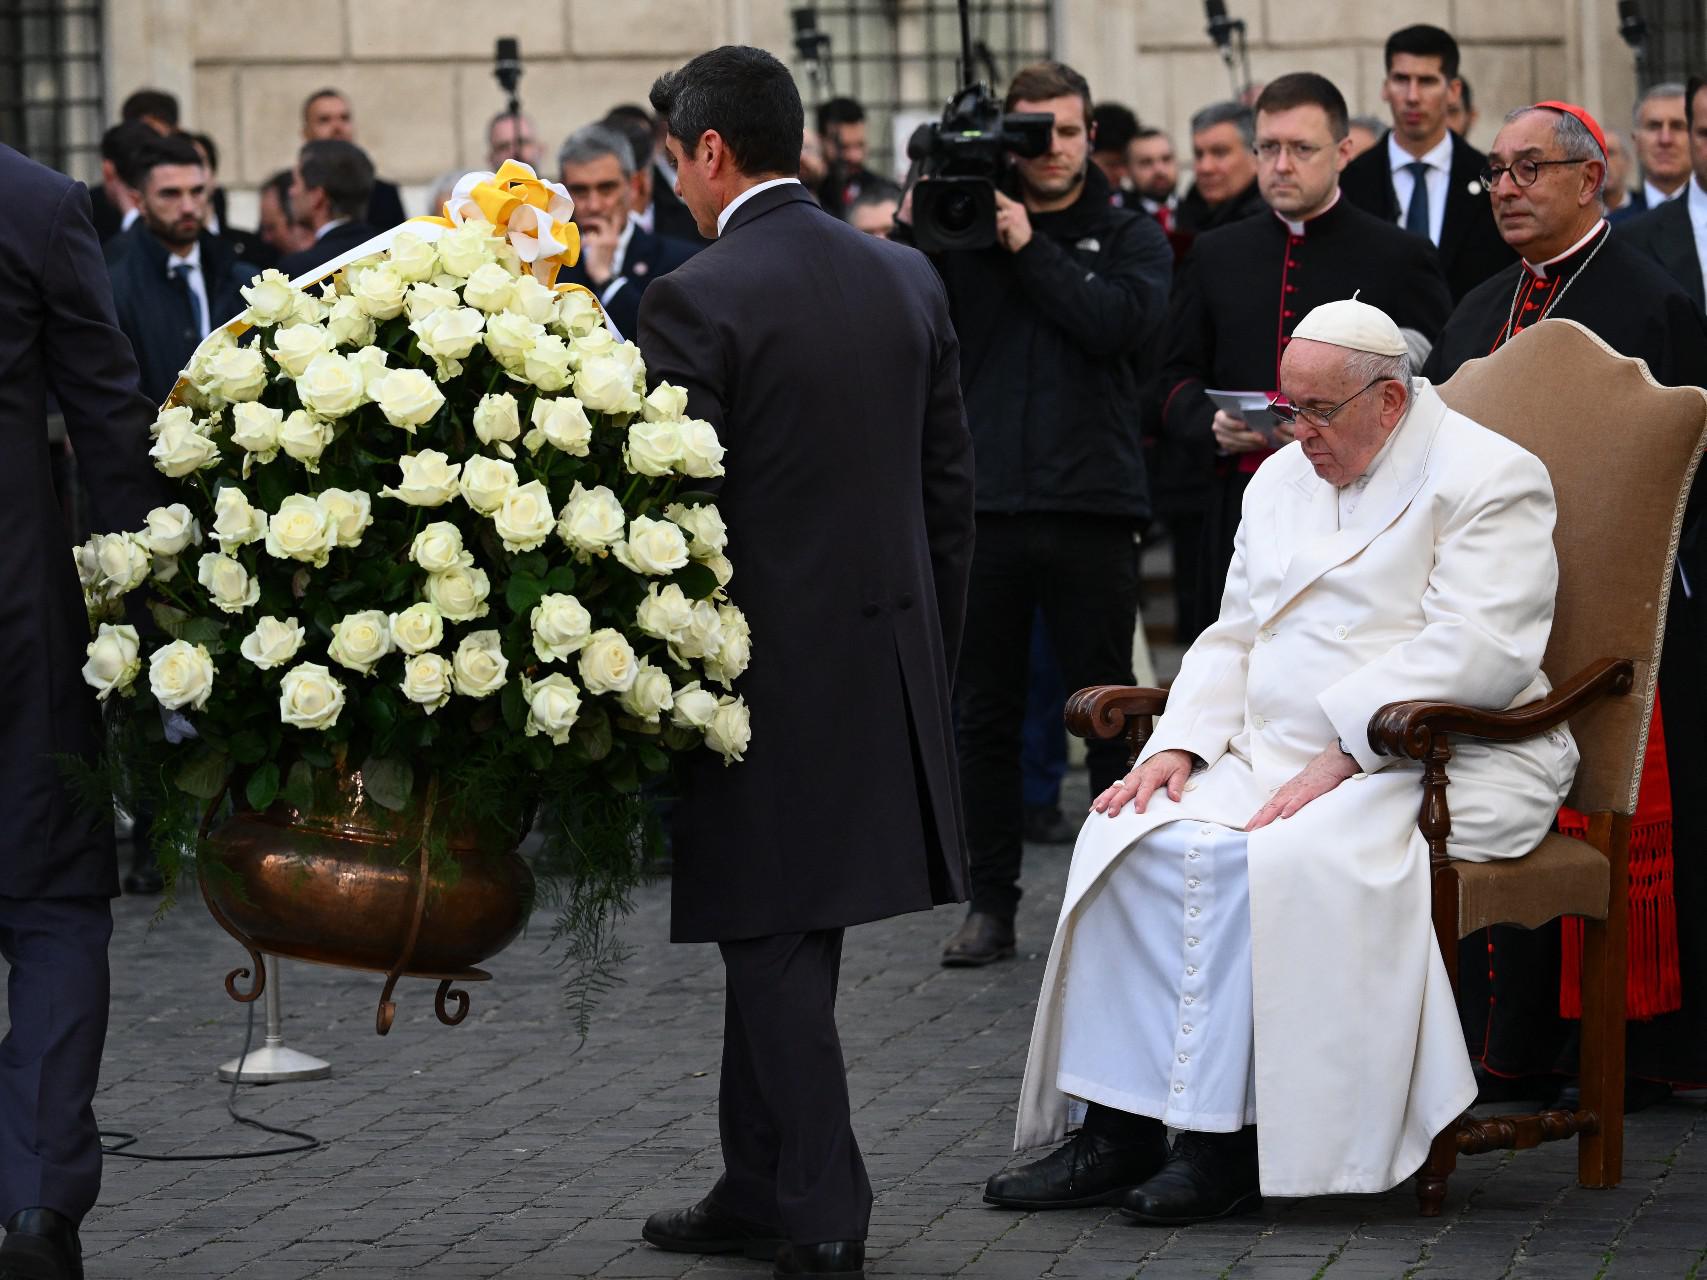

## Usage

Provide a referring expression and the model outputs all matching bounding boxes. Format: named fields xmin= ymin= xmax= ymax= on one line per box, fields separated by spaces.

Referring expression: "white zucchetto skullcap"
xmin=1291 ymin=293 xmax=1409 ymax=357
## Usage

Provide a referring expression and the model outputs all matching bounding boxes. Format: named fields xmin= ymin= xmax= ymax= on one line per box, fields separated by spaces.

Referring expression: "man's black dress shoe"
xmin=1023 ymin=806 xmax=1079 ymax=845
xmin=1120 ymin=1128 xmax=1261 ymax=1226
xmin=0 ymin=1208 xmax=83 ymax=1280
xmin=774 ymin=1240 xmax=865 ymax=1277
xmin=985 ymin=1109 xmax=1168 ymax=1209
xmin=640 ymin=1196 xmax=784 ymax=1258
xmin=941 ymin=911 xmax=1015 ymax=967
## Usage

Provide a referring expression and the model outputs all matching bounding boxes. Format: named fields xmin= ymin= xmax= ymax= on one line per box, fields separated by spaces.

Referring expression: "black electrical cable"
xmin=99 ymin=993 xmax=322 ymax=1161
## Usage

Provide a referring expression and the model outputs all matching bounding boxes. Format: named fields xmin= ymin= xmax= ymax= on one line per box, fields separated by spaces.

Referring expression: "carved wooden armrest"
xmin=1065 ymin=685 xmax=1171 ymax=769
xmin=1368 ymin=658 xmax=1635 ymax=762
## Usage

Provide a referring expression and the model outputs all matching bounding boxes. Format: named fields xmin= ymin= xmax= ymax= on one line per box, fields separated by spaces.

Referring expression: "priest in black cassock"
xmin=1425 ymin=101 xmax=1707 ymax=1102
xmin=1159 ymin=72 xmax=1452 ymax=639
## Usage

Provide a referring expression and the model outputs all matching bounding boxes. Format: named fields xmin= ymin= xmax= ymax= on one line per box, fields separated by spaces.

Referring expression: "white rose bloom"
xmin=399 ymin=652 xmax=454 ymax=712
xmin=182 ymin=328 xmax=234 ymax=399
xmin=635 ymin=582 xmax=694 ymax=645
xmin=678 ymin=418 xmax=727 ymax=478
xmin=268 ymin=323 xmax=333 ymax=378
xmin=325 ymin=294 xmax=377 ymax=347
xmin=609 ymin=340 xmax=647 ymax=388
xmin=450 ymin=630 xmax=508 ymax=698
xmin=350 ymin=263 xmax=407 ymax=319
xmin=530 ymin=592 xmax=592 ymax=661
xmin=149 ymin=414 xmax=220 ymax=477
xmin=199 ymin=345 xmax=268 ymax=403
xmin=148 ymin=639 xmax=216 ymax=711
xmin=674 ymin=598 xmax=726 ymax=662
xmin=386 ymin=231 xmax=440 ymax=283
xmin=556 ymin=287 xmax=603 ymax=337
xmin=317 ymin=488 xmax=372 ymax=547
xmin=614 ymin=514 xmax=690 ymax=577
xmin=149 ymin=404 xmax=196 ymax=439
xmin=510 ymin=274 xmax=559 ymax=324
xmin=526 ymin=395 xmax=593 ymax=456
xmin=472 ymin=392 xmax=521 ymax=455
xmin=73 ymin=538 xmax=101 ymax=592
xmin=82 ymin=623 xmax=141 ymax=701
xmin=229 ymin=401 xmax=284 ymax=462
xmin=484 ymin=311 xmax=544 ymax=370
xmin=702 ymin=552 xmax=735 ymax=588
xmin=196 ymin=552 xmax=260 ymax=614
xmin=409 ymin=521 xmax=473 ymax=572
xmin=425 ymin=564 xmax=491 ymax=621
xmin=461 ymin=261 xmax=517 ymax=313
xmin=670 ymin=680 xmax=720 ymax=730
xmin=388 ymin=601 xmax=444 ymax=655
xmin=141 ymin=503 xmax=201 ymax=557
xmin=664 ymin=502 xmax=728 ymax=558
xmin=436 ymin=221 xmax=503 ymax=278
xmin=458 ymin=455 xmax=519 ymax=515
xmin=624 ymin=420 xmax=682 ymax=477
xmin=373 ymin=368 xmax=446 ymax=432
xmin=94 ymin=531 xmax=151 ymax=595
xmin=555 ymin=482 xmax=626 ymax=555
xmin=492 ymin=480 xmax=555 ymax=552
xmin=278 ymin=410 xmax=334 ymax=470
xmin=290 ymin=288 xmax=328 ymax=326
xmin=523 ymin=673 xmax=582 ymax=744
xmin=404 ymin=281 xmax=460 ymax=323
xmin=264 ymin=493 xmax=336 ymax=567
xmin=279 ymin=661 xmax=345 ymax=730
xmin=642 ymin=382 xmax=690 ymax=423
xmin=342 ymin=348 xmax=389 ymax=403
xmin=239 ymin=269 xmax=298 ymax=326
xmin=383 ymin=450 xmax=462 ymax=506
xmin=704 ymin=604 xmax=752 ymax=686
xmin=212 ymin=486 xmax=268 ymax=553
xmin=328 ymin=609 xmax=394 ymax=674
xmin=574 ymin=352 xmax=642 ymax=415
xmin=411 ymin=306 xmax=486 ymax=376
xmin=618 ymin=659 xmax=674 ymax=722
xmin=295 ymin=351 xmax=367 ymax=419
xmin=706 ymin=695 xmax=752 ymax=763
xmin=240 ymin=615 xmax=305 ymax=670
xmin=570 ymin=328 xmax=616 ymax=364
xmin=521 ymin=334 xmax=572 ymax=392
xmin=576 ymin=627 xmax=639 ymax=695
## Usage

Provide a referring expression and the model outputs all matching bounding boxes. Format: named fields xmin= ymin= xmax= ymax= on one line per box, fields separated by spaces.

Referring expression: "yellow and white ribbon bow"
xmin=422 ymin=159 xmax=582 ymax=285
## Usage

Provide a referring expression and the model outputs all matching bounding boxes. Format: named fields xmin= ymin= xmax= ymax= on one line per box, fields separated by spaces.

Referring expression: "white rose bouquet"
xmin=76 ymin=202 xmax=750 ymax=907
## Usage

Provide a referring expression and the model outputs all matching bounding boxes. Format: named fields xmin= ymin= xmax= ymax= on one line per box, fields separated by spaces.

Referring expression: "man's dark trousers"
xmin=713 ymin=929 xmax=872 ymax=1244
xmin=0 ymin=895 xmax=112 ymax=1223
xmin=956 ymin=513 xmax=1141 ymax=920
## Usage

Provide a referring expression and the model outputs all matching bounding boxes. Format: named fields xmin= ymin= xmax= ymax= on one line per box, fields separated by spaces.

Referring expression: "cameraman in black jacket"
xmin=901 ymin=60 xmax=1172 ymax=967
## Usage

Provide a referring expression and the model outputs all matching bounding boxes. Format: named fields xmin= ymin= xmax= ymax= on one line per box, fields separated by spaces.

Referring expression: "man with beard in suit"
xmin=1340 ymin=24 xmax=1514 ymax=301
xmin=275 ymin=139 xmax=378 ymax=280
xmin=635 ymin=45 xmax=974 ymax=1280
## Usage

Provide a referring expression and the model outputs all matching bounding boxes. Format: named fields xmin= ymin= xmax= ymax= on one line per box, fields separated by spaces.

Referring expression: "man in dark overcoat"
xmin=0 ymin=143 xmax=160 ymax=1280
xmin=635 ymin=46 xmax=974 ymax=1280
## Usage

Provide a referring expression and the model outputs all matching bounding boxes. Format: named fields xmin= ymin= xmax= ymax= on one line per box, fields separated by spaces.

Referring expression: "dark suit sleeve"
xmin=42 ymin=182 xmax=161 ymax=534
xmin=1007 ymin=215 xmax=1172 ymax=357
xmin=1157 ymin=244 xmax=1217 ymax=453
xmin=636 ymin=271 xmax=730 ymax=446
xmin=1397 ymin=238 xmax=1454 ymax=342
xmin=917 ymin=270 xmax=976 ymax=681
xmin=369 ymin=180 xmax=408 ymax=229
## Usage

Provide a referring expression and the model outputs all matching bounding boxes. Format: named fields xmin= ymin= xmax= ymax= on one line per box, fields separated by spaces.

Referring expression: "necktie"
xmin=171 ymin=261 xmax=205 ymax=337
xmin=1403 ymin=160 xmax=1431 ymax=241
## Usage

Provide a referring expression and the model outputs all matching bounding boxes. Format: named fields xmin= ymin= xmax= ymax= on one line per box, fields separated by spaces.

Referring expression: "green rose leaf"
xmin=281 ymin=760 xmax=315 ymax=813
xmin=148 ymin=601 xmax=191 ymax=638
xmin=637 ymin=744 xmax=670 ymax=774
xmin=298 ymin=744 xmax=334 ymax=769
xmin=500 ymin=679 xmax=526 ymax=733
xmin=176 ymin=747 xmax=230 ymax=801
xmin=179 ymin=616 xmax=226 ymax=646
xmin=668 ymin=561 xmax=719 ymax=601
xmin=545 ymin=563 xmax=578 ymax=594
xmin=363 ymin=755 xmax=414 ymax=812
xmin=228 ymin=730 xmax=268 ymax=765
xmin=245 ymin=762 xmax=281 ymax=812
xmin=505 ymin=573 xmax=547 ymax=616
xmin=511 ymin=550 xmax=549 ymax=579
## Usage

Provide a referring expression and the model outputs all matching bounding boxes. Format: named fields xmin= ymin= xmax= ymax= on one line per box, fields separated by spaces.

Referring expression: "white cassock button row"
xmin=1182 ymin=1024 xmax=1193 ymax=1034
xmin=1334 ymin=625 xmax=1348 ymax=639
xmin=1187 ymin=937 xmax=1199 ymax=947
xmin=1186 ymin=966 xmax=1197 ymax=976
xmin=1173 ymin=1083 xmax=1185 ymax=1094
xmin=1183 ymin=994 xmax=1195 ymax=1005
xmin=1252 ymin=715 xmax=1266 ymax=729
xmin=1188 ymin=906 xmax=1200 ymax=918
xmin=1178 ymin=1053 xmax=1189 ymax=1063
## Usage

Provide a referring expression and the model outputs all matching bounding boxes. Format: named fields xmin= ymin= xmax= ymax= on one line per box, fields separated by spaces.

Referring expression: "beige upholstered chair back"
xmin=1435 ymin=319 xmax=1707 ymax=815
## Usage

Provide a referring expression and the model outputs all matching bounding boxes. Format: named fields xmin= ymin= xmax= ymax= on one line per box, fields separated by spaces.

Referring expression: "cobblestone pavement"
xmin=6 ymin=774 xmax=1707 ymax=1279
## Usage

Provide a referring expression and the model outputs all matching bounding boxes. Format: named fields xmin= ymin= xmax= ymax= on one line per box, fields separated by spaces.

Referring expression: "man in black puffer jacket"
xmin=902 ymin=60 xmax=1172 ymax=967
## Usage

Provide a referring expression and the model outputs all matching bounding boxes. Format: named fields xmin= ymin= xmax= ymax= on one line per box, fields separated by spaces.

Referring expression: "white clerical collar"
xmin=1523 ymin=219 xmax=1607 ymax=279
xmin=314 ymin=217 xmax=350 ymax=242
xmin=1645 ymin=178 xmax=1686 ymax=209
xmin=1275 ymin=188 xmax=1340 ymax=237
xmin=1386 ymin=130 xmax=1453 ymax=175
xmin=716 ymin=177 xmax=802 ymax=236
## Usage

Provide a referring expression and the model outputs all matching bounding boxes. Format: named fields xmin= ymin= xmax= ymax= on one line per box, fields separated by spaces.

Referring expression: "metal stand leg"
xmin=218 ymin=954 xmax=332 ymax=1083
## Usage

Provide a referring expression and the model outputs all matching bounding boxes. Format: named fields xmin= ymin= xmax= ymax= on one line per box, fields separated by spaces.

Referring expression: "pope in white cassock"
xmin=985 ymin=298 xmax=1581 ymax=1225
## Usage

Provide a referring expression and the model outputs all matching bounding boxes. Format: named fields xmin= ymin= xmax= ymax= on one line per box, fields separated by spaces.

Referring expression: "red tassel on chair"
xmin=1560 ymin=697 xmax=1681 ymax=1021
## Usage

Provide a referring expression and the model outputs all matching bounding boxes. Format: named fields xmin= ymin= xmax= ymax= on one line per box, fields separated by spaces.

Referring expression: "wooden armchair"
xmin=1065 ymin=320 xmax=1707 ymax=1215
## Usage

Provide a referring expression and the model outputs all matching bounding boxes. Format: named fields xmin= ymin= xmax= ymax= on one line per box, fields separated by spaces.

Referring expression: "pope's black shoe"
xmin=941 ymin=911 xmax=1015 ymax=967
xmin=984 ymin=1106 xmax=1168 ymax=1209
xmin=640 ymin=1195 xmax=784 ymax=1258
xmin=1120 ymin=1127 xmax=1262 ymax=1226
xmin=773 ymin=1240 xmax=865 ymax=1277
xmin=0 ymin=1208 xmax=84 ymax=1280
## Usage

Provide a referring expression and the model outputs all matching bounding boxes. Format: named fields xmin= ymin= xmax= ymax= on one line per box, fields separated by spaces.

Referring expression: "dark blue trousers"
xmin=0 ymin=895 xmax=111 ymax=1224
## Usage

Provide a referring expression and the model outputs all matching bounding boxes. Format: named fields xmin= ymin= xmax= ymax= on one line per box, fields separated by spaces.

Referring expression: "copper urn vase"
xmin=199 ymin=767 xmax=533 ymax=1034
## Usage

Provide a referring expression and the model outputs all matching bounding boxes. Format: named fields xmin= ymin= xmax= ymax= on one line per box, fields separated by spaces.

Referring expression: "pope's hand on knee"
xmin=1092 ymin=749 xmax=1196 ymax=818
